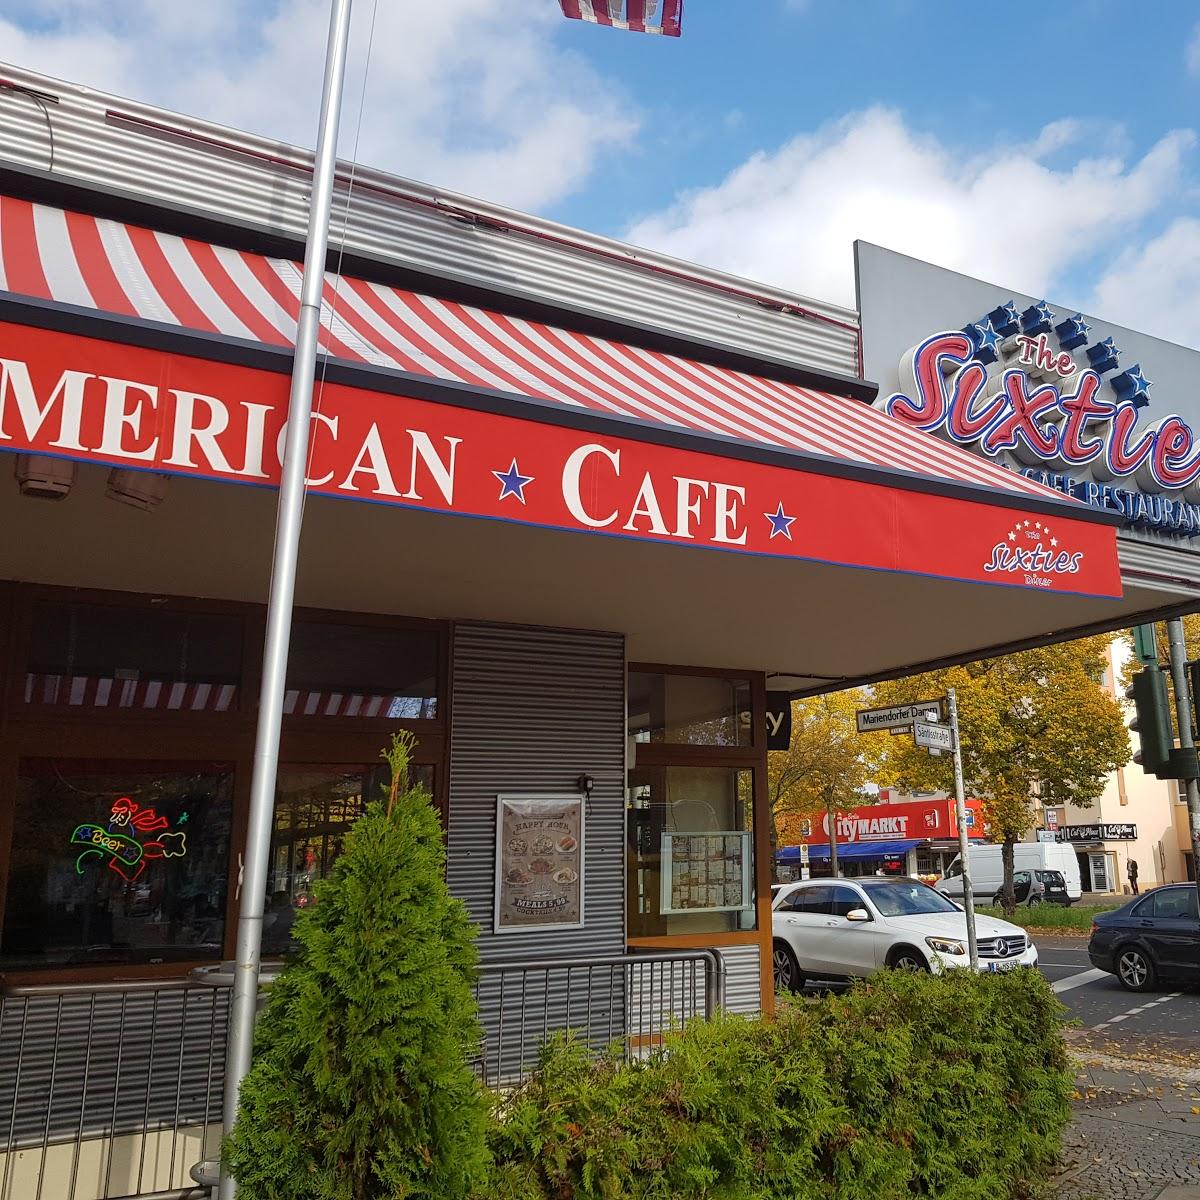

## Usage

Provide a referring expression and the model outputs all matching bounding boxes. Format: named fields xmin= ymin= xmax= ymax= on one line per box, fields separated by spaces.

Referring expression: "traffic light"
xmin=1126 ymin=664 xmax=1173 ymax=778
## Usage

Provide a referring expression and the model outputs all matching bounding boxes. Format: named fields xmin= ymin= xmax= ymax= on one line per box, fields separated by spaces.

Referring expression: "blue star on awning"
xmin=764 ymin=502 xmax=797 ymax=540
xmin=1113 ymin=363 xmax=1152 ymax=409
xmin=972 ymin=319 xmax=1002 ymax=362
xmin=1086 ymin=336 xmax=1121 ymax=375
xmin=493 ymin=459 xmax=535 ymax=503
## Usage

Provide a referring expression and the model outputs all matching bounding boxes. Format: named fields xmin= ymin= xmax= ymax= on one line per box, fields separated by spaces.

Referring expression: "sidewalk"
xmin=1055 ymin=1031 xmax=1200 ymax=1200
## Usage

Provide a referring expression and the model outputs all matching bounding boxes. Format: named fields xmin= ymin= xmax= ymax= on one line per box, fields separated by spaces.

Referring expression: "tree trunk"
xmin=1000 ymin=836 xmax=1016 ymax=915
xmin=827 ymin=791 xmax=839 ymax=877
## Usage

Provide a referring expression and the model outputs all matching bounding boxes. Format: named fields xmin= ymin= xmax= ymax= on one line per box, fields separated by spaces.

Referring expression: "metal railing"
xmin=473 ymin=949 xmax=725 ymax=1089
xmin=0 ymin=978 xmax=225 ymax=1200
xmin=0 ymin=949 xmax=723 ymax=1199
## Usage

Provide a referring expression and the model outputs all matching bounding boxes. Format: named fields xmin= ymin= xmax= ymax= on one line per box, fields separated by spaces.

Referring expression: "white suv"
xmin=772 ymin=876 xmax=1038 ymax=991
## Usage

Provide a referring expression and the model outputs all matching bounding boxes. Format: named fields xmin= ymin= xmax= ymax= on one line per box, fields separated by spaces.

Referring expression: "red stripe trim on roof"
xmin=0 ymin=193 xmax=1066 ymax=505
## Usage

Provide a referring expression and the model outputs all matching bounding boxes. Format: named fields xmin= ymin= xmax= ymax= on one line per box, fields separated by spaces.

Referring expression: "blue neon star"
xmin=1055 ymin=312 xmax=1091 ymax=350
xmin=973 ymin=319 xmax=1002 ymax=357
xmin=988 ymin=301 xmax=1021 ymax=337
xmin=1113 ymin=363 xmax=1152 ymax=409
xmin=764 ymin=502 xmax=797 ymax=541
xmin=493 ymin=459 xmax=535 ymax=503
xmin=1087 ymin=336 xmax=1121 ymax=374
xmin=1020 ymin=300 xmax=1055 ymax=334
xmin=178 ymin=812 xmax=189 ymax=824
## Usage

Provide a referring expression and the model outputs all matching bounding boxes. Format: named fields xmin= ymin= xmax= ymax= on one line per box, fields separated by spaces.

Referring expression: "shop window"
xmin=263 ymin=763 xmax=434 ymax=954
xmin=627 ymin=766 xmax=755 ymax=937
xmin=628 ymin=672 xmax=752 ymax=747
xmin=25 ymin=601 xmax=242 ymax=712
xmin=284 ymin=622 xmax=439 ymax=719
xmin=1 ymin=760 xmax=234 ymax=970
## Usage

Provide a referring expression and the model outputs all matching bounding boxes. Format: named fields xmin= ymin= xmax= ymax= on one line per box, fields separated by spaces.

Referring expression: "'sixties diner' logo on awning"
xmin=984 ymin=517 xmax=1084 ymax=589
xmin=879 ymin=300 xmax=1200 ymax=538
xmin=0 ymin=321 xmax=1123 ymax=597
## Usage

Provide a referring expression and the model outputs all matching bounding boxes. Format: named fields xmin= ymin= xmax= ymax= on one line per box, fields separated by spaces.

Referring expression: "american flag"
xmin=559 ymin=0 xmax=683 ymax=36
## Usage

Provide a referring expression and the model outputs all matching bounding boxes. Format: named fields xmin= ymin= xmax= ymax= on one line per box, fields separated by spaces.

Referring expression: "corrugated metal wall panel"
xmin=446 ymin=623 xmax=626 ymax=963
xmin=447 ymin=622 xmax=627 ymax=1079
xmin=719 ymin=945 xmax=762 ymax=1016
xmin=0 ymin=986 xmax=228 ymax=1149
xmin=0 ymin=67 xmax=860 ymax=377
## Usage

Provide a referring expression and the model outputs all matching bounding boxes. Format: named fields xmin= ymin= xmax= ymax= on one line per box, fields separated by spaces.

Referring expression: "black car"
xmin=1088 ymin=884 xmax=1200 ymax=992
xmin=991 ymin=869 xmax=1070 ymax=907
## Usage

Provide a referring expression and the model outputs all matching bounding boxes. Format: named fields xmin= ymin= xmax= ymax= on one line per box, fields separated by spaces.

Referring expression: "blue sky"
xmin=4 ymin=1 xmax=1200 ymax=343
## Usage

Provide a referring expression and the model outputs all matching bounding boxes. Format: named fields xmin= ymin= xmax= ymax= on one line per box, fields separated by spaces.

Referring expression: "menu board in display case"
xmin=494 ymin=795 xmax=585 ymax=932
xmin=660 ymin=831 xmax=752 ymax=915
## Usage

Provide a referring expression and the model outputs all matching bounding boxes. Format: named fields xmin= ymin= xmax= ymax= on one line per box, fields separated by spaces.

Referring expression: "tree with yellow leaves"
xmin=767 ymin=688 xmax=884 ymax=879
xmin=869 ymin=635 xmax=1130 ymax=910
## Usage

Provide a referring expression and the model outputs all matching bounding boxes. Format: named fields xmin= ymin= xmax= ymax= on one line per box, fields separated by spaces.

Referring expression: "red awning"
xmin=0 ymin=194 xmax=1065 ymax=502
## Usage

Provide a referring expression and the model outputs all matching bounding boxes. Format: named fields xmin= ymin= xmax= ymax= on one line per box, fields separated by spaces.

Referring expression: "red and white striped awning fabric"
xmin=23 ymin=672 xmax=432 ymax=719
xmin=0 ymin=194 xmax=1055 ymax=501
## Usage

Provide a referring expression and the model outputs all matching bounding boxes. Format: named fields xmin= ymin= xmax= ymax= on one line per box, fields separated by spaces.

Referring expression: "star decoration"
xmin=1055 ymin=312 xmax=1091 ymax=351
xmin=1008 ymin=531 xmax=1016 ymax=542
xmin=1086 ymin=336 xmax=1122 ymax=374
xmin=1050 ymin=537 xmax=1058 ymax=547
xmin=764 ymin=502 xmax=797 ymax=541
xmin=970 ymin=319 xmax=1002 ymax=362
xmin=1113 ymin=363 xmax=1152 ymax=409
xmin=1020 ymin=300 xmax=1055 ymax=335
xmin=178 ymin=812 xmax=189 ymax=824
xmin=988 ymin=301 xmax=1021 ymax=337
xmin=1035 ymin=522 xmax=1042 ymax=530
xmin=493 ymin=459 xmax=535 ymax=503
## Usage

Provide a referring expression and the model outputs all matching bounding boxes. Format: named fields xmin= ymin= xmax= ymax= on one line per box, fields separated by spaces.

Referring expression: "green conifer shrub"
xmin=224 ymin=732 xmax=490 ymax=1199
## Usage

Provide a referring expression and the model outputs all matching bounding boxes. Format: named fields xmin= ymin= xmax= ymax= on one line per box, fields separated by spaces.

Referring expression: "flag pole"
xmin=217 ymin=2 xmax=354 ymax=1194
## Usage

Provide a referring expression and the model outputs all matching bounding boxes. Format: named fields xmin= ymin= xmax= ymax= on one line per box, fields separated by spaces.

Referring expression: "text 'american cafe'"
xmin=0 ymin=64 xmax=1197 ymax=1033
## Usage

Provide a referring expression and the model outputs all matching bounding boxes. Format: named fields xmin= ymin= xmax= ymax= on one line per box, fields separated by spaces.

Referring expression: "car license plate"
xmin=987 ymin=959 xmax=1020 ymax=972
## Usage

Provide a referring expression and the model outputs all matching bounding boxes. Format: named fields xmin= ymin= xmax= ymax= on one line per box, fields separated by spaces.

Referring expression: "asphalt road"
xmin=1036 ymin=935 xmax=1200 ymax=1044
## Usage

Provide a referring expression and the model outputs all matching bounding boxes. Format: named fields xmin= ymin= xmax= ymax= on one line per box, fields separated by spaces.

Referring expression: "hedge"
xmin=479 ymin=968 xmax=1072 ymax=1200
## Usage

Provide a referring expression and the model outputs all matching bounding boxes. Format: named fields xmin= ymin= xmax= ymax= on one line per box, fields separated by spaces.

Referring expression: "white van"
xmin=936 ymin=842 xmax=1082 ymax=904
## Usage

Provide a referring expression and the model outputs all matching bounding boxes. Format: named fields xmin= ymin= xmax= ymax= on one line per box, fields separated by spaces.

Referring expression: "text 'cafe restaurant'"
xmin=0 ymin=66 xmax=1197 ymax=1042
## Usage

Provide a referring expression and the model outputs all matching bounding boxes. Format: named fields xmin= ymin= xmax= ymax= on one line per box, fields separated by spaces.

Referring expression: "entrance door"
xmin=1088 ymin=852 xmax=1111 ymax=894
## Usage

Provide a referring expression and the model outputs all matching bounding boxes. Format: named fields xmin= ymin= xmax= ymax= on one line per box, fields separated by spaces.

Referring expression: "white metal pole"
xmin=1165 ymin=619 xmax=1200 ymax=916
xmin=217 ymin=3 xmax=354 ymax=1195
xmin=947 ymin=688 xmax=979 ymax=969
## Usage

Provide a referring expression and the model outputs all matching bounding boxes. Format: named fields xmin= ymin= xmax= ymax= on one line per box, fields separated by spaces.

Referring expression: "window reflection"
xmin=628 ymin=672 xmax=751 ymax=746
xmin=264 ymin=764 xmax=434 ymax=954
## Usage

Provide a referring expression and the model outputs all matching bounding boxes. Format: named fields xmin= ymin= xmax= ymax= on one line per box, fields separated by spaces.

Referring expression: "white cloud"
xmin=624 ymin=108 xmax=1193 ymax=309
xmin=1091 ymin=218 xmax=1200 ymax=348
xmin=0 ymin=0 xmax=637 ymax=211
xmin=1188 ymin=22 xmax=1200 ymax=75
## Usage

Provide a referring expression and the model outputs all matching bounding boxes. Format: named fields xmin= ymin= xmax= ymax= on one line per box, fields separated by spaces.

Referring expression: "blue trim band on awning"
xmin=777 ymin=839 xmax=921 ymax=862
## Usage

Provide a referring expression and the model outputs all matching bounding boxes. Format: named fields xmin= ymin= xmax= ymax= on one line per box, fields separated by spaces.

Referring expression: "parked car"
xmin=772 ymin=876 xmax=1038 ymax=992
xmin=937 ymin=842 xmax=1081 ymax=903
xmin=1087 ymin=884 xmax=1200 ymax=992
xmin=990 ymin=868 xmax=1071 ymax=907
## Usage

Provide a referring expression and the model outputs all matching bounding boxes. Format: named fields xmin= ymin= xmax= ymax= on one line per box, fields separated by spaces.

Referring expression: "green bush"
xmin=481 ymin=968 xmax=1071 ymax=1200
xmin=224 ymin=732 xmax=491 ymax=1200
xmin=977 ymin=902 xmax=1119 ymax=931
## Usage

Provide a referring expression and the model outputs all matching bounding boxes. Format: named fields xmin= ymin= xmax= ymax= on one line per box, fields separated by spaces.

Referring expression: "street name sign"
xmin=913 ymin=721 xmax=954 ymax=753
xmin=856 ymin=699 xmax=944 ymax=733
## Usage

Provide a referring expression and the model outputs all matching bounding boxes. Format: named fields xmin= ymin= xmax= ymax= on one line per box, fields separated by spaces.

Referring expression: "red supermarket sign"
xmin=799 ymin=798 xmax=985 ymax=844
xmin=0 ymin=322 xmax=1121 ymax=597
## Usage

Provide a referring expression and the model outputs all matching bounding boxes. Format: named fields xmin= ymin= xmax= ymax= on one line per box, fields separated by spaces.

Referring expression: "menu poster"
xmin=660 ymin=831 xmax=751 ymax=914
xmin=494 ymin=795 xmax=585 ymax=932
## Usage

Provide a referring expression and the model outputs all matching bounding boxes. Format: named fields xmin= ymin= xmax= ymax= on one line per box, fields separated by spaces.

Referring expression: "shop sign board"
xmin=660 ymin=831 xmax=752 ymax=914
xmin=494 ymin=795 xmax=584 ymax=932
xmin=1057 ymin=822 xmax=1137 ymax=843
xmin=765 ymin=692 xmax=792 ymax=750
xmin=913 ymin=720 xmax=954 ymax=753
xmin=795 ymin=796 xmax=986 ymax=845
xmin=856 ymin=699 xmax=945 ymax=733
xmin=0 ymin=321 xmax=1122 ymax=598
xmin=857 ymin=243 xmax=1200 ymax=546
